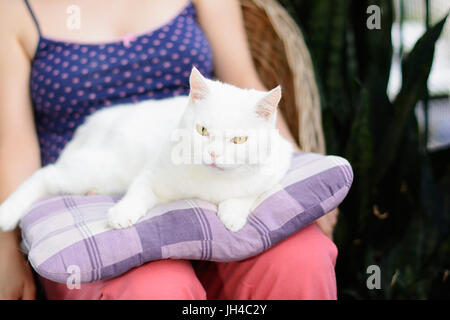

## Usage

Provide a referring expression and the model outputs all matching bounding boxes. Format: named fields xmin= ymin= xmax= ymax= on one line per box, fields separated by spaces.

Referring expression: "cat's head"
xmin=174 ymin=67 xmax=283 ymax=174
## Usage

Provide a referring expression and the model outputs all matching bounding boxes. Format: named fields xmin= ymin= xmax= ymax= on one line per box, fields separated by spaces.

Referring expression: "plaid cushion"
xmin=20 ymin=153 xmax=353 ymax=284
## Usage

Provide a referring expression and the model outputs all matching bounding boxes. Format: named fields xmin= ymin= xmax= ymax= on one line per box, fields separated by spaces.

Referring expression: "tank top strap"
xmin=24 ymin=0 xmax=42 ymax=36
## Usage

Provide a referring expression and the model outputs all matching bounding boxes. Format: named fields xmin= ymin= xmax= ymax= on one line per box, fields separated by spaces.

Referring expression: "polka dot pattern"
xmin=30 ymin=2 xmax=214 ymax=165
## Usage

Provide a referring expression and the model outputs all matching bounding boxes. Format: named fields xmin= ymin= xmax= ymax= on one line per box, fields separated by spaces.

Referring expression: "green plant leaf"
xmin=374 ymin=14 xmax=448 ymax=183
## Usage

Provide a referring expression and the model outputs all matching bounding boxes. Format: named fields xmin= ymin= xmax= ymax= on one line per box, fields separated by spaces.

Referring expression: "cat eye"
xmin=232 ymin=136 xmax=248 ymax=144
xmin=196 ymin=124 xmax=209 ymax=136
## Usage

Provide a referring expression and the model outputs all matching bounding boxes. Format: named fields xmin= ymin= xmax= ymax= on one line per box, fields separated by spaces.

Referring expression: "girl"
xmin=0 ymin=0 xmax=338 ymax=300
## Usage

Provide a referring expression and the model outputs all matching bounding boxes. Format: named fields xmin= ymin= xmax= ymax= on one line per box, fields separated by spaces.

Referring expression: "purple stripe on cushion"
xmin=36 ymin=240 xmax=97 ymax=283
xmin=100 ymin=254 xmax=145 ymax=281
xmin=269 ymin=205 xmax=324 ymax=245
xmin=27 ymin=204 xmax=112 ymax=251
xmin=284 ymin=166 xmax=348 ymax=209
xmin=21 ymin=195 xmax=116 ymax=230
xmin=250 ymin=215 xmax=271 ymax=249
xmin=162 ymin=240 xmax=204 ymax=260
xmin=35 ymin=223 xmax=144 ymax=283
xmin=192 ymin=206 xmax=209 ymax=260
xmin=199 ymin=208 xmax=213 ymax=260
xmin=21 ymin=197 xmax=71 ymax=228
xmin=252 ymin=215 xmax=270 ymax=232
xmin=32 ymin=220 xmax=75 ymax=249
xmin=342 ymin=164 xmax=354 ymax=185
xmin=64 ymin=196 xmax=103 ymax=282
xmin=193 ymin=210 xmax=267 ymax=262
xmin=135 ymin=208 xmax=209 ymax=260
xmin=268 ymin=165 xmax=353 ymax=246
xmin=320 ymin=183 xmax=352 ymax=214
xmin=63 ymin=197 xmax=95 ymax=281
xmin=248 ymin=216 xmax=269 ymax=250
xmin=251 ymin=189 xmax=304 ymax=231
xmin=161 ymin=220 xmax=266 ymax=262
xmin=92 ymin=226 xmax=143 ymax=275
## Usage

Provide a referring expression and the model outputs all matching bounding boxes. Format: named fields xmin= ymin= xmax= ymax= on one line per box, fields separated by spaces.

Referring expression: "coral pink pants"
xmin=40 ymin=224 xmax=337 ymax=300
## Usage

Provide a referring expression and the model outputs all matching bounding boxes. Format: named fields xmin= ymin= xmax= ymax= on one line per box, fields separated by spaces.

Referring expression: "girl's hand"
xmin=0 ymin=230 xmax=36 ymax=300
xmin=315 ymin=208 xmax=339 ymax=240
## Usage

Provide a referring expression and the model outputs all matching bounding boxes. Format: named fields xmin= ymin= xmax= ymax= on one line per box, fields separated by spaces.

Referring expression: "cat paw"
xmin=107 ymin=203 xmax=146 ymax=229
xmin=0 ymin=201 xmax=22 ymax=232
xmin=217 ymin=200 xmax=249 ymax=232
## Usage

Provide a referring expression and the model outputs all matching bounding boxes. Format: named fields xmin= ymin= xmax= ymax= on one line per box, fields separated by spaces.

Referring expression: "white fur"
xmin=0 ymin=68 xmax=292 ymax=232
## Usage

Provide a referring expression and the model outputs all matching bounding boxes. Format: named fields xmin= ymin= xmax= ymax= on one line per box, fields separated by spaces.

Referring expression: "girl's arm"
xmin=0 ymin=0 xmax=41 ymax=300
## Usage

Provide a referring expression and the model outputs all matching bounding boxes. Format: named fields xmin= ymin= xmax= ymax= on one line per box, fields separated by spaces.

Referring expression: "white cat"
xmin=0 ymin=67 xmax=293 ymax=232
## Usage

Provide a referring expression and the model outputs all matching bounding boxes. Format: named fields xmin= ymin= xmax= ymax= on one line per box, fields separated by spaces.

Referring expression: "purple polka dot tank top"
xmin=25 ymin=0 xmax=214 ymax=166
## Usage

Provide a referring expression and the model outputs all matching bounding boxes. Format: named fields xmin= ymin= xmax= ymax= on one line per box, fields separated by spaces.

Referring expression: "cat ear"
xmin=256 ymin=86 xmax=282 ymax=121
xmin=189 ymin=66 xmax=209 ymax=102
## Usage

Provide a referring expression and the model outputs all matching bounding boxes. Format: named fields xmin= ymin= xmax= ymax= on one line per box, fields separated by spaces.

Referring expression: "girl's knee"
xmin=101 ymin=260 xmax=206 ymax=300
xmin=263 ymin=224 xmax=337 ymax=269
xmin=249 ymin=224 xmax=338 ymax=299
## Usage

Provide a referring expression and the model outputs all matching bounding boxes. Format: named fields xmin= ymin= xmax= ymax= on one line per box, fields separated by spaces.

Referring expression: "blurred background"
xmin=278 ymin=0 xmax=449 ymax=299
